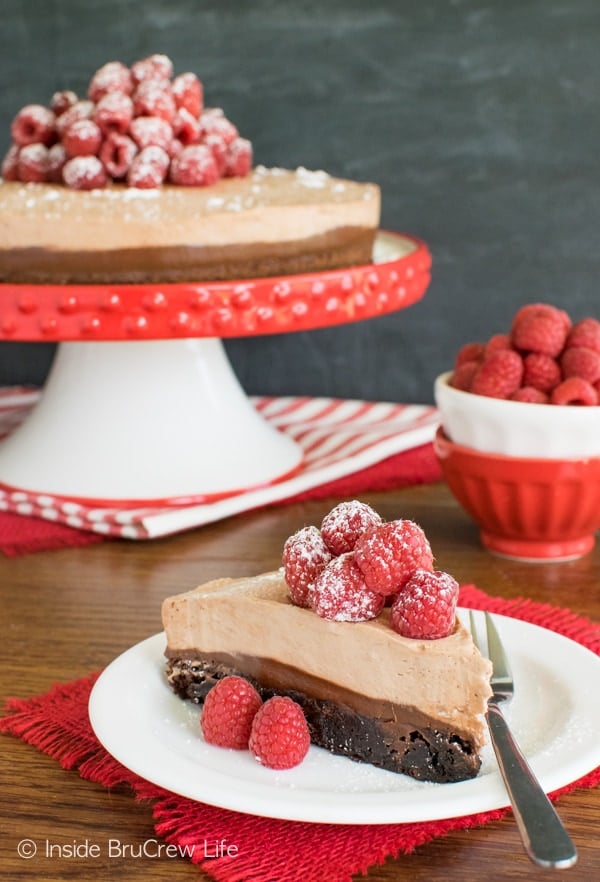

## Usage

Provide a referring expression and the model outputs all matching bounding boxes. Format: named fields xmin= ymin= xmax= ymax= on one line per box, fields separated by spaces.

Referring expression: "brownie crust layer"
xmin=166 ymin=655 xmax=482 ymax=784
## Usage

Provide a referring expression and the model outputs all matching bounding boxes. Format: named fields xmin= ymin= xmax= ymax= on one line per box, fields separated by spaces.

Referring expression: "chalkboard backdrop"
xmin=1 ymin=0 xmax=599 ymax=404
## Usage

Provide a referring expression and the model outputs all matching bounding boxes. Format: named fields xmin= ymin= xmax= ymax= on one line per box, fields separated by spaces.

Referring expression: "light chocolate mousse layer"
xmin=162 ymin=571 xmax=493 ymax=783
xmin=0 ymin=166 xmax=380 ymax=284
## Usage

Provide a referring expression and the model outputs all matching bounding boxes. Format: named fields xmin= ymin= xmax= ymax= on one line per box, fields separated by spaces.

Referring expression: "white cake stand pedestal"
xmin=0 ymin=338 xmax=302 ymax=503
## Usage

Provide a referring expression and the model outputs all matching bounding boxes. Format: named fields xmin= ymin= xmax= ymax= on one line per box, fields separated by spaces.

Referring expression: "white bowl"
xmin=434 ymin=371 xmax=600 ymax=459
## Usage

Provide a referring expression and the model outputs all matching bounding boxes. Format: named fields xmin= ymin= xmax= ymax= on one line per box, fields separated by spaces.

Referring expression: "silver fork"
xmin=469 ymin=611 xmax=578 ymax=869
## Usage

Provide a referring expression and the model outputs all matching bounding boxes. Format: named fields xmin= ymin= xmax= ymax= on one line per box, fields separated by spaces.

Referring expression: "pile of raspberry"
xmin=450 ymin=303 xmax=600 ymax=405
xmin=200 ymin=675 xmax=310 ymax=771
xmin=1 ymin=53 xmax=252 ymax=190
xmin=283 ymin=500 xmax=459 ymax=640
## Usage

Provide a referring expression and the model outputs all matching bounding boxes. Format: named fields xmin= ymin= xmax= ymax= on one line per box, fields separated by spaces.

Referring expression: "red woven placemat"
xmin=2 ymin=585 xmax=598 ymax=882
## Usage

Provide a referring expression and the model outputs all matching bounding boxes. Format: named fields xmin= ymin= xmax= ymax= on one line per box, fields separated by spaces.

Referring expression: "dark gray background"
xmin=1 ymin=0 xmax=599 ymax=404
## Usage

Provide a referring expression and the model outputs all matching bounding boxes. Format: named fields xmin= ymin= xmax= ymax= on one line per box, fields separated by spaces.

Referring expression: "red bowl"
xmin=434 ymin=427 xmax=600 ymax=561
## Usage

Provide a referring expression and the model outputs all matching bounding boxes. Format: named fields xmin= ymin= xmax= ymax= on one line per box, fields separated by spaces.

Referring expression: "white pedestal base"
xmin=0 ymin=338 xmax=302 ymax=503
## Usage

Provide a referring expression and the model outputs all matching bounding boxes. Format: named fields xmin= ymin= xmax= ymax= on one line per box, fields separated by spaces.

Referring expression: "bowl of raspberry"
xmin=433 ymin=303 xmax=600 ymax=561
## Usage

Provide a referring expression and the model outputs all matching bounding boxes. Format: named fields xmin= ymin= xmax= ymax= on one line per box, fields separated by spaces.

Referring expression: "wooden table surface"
xmin=1 ymin=482 xmax=598 ymax=881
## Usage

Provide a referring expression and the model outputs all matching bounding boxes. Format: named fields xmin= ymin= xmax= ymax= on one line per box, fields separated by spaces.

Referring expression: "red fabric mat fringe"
xmin=2 ymin=586 xmax=598 ymax=882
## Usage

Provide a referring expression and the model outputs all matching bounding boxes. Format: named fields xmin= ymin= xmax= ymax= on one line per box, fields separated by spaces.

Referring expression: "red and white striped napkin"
xmin=0 ymin=388 xmax=440 ymax=540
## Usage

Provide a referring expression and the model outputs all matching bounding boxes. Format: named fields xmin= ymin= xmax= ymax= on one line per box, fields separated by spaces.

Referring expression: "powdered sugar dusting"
xmin=283 ymin=525 xmax=332 ymax=608
xmin=28 ymin=105 xmax=53 ymax=125
xmin=321 ymin=500 xmax=382 ymax=556
xmin=95 ymin=186 xmax=160 ymax=201
xmin=295 ymin=166 xmax=330 ymax=188
xmin=309 ymin=553 xmax=385 ymax=622
xmin=62 ymin=155 xmax=105 ymax=189
xmin=206 ymin=195 xmax=225 ymax=209
xmin=20 ymin=143 xmax=47 ymax=162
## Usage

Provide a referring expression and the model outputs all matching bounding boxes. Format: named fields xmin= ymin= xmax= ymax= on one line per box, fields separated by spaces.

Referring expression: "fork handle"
xmin=487 ymin=704 xmax=577 ymax=868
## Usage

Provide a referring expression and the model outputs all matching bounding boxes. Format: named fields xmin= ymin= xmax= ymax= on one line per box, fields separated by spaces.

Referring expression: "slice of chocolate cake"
xmin=162 ymin=570 xmax=492 ymax=784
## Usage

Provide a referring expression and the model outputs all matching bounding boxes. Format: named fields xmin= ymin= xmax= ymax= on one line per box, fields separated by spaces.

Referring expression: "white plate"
xmin=88 ymin=612 xmax=600 ymax=825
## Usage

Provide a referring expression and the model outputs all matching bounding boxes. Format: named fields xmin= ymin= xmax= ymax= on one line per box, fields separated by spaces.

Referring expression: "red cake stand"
xmin=0 ymin=231 xmax=431 ymax=504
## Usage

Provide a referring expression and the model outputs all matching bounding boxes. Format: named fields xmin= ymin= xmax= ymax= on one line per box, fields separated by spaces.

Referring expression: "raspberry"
xmin=522 ymin=352 xmax=561 ymax=393
xmin=470 ymin=349 xmax=524 ymax=399
xmin=62 ymin=119 xmax=102 ymax=157
xmin=512 ymin=312 xmax=569 ymax=357
xmin=127 ymin=145 xmax=170 ymax=188
xmin=99 ymin=132 xmax=138 ymax=179
xmin=225 ymin=136 xmax=253 ymax=177
xmin=47 ymin=143 xmax=67 ymax=182
xmin=565 ymin=318 xmax=600 ymax=354
xmin=88 ymin=61 xmax=133 ymax=102
xmin=551 ymin=377 xmax=598 ymax=406
xmin=199 ymin=109 xmax=238 ymax=144
xmin=170 ymin=144 xmax=219 ymax=186
xmin=200 ymin=676 xmax=262 ymax=750
xmin=283 ymin=525 xmax=332 ymax=608
xmin=130 ymin=115 xmax=173 ymax=151
xmin=62 ymin=155 xmax=107 ymax=190
xmin=354 ymin=519 xmax=434 ymax=596
xmin=390 ymin=569 xmax=459 ymax=639
xmin=55 ymin=100 xmax=94 ymax=138
xmin=454 ymin=341 xmax=485 ymax=368
xmin=93 ymin=92 xmax=134 ymax=136
xmin=249 ymin=696 xmax=310 ymax=770
xmin=511 ymin=303 xmax=571 ymax=335
xmin=17 ymin=143 xmax=49 ymax=182
xmin=511 ymin=386 xmax=549 ymax=404
xmin=561 ymin=346 xmax=600 ymax=384
xmin=450 ymin=360 xmax=479 ymax=391
xmin=11 ymin=104 xmax=56 ymax=147
xmin=133 ymin=79 xmax=176 ymax=123
xmin=168 ymin=138 xmax=184 ymax=159
xmin=131 ymin=54 xmax=174 ymax=85
xmin=204 ymin=133 xmax=228 ymax=175
xmin=172 ymin=72 xmax=203 ymax=117
xmin=173 ymin=107 xmax=201 ymax=145
xmin=308 ymin=552 xmax=385 ymax=621
xmin=483 ymin=333 xmax=512 ymax=358
xmin=1 ymin=144 xmax=20 ymax=181
xmin=50 ymin=90 xmax=78 ymax=117
xmin=320 ymin=500 xmax=382 ymax=555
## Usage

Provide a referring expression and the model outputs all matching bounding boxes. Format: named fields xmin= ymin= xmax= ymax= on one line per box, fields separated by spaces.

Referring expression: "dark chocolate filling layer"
xmin=0 ymin=228 xmax=376 ymax=284
xmin=165 ymin=654 xmax=482 ymax=784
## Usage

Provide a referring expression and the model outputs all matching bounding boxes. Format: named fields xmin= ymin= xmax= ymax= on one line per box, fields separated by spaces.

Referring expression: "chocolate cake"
xmin=162 ymin=570 xmax=493 ymax=784
xmin=0 ymin=54 xmax=380 ymax=285
xmin=0 ymin=168 xmax=380 ymax=284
